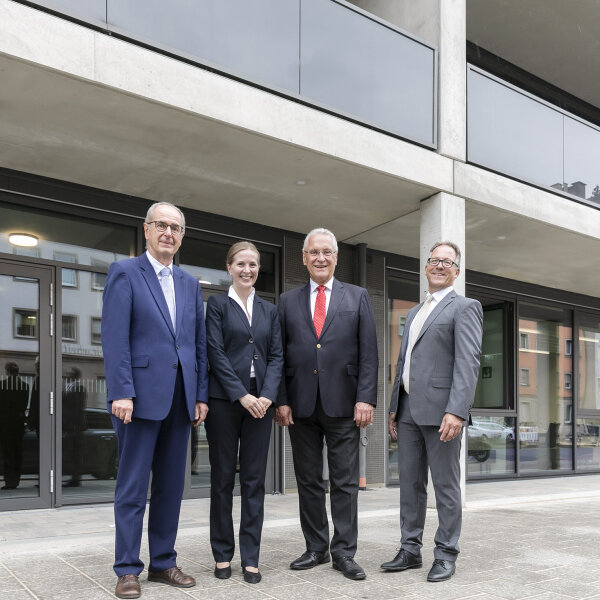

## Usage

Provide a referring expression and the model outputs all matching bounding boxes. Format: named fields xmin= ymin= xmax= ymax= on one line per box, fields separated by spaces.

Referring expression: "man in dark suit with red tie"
xmin=275 ymin=228 xmax=378 ymax=580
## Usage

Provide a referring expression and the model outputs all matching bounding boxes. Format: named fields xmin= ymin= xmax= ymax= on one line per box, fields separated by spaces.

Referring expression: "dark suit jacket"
xmin=277 ymin=278 xmax=378 ymax=418
xmin=389 ymin=290 xmax=483 ymax=425
xmin=206 ymin=293 xmax=283 ymax=403
xmin=101 ymin=253 xmax=209 ymax=421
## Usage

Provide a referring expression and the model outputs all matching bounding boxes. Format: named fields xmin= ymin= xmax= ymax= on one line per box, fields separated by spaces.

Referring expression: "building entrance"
xmin=0 ymin=260 xmax=53 ymax=510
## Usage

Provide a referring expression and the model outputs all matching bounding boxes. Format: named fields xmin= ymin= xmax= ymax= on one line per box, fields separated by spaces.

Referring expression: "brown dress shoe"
xmin=148 ymin=566 xmax=195 ymax=588
xmin=115 ymin=574 xmax=141 ymax=599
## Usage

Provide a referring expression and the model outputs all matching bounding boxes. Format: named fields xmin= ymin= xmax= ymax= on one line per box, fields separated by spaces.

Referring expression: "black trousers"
xmin=288 ymin=392 xmax=359 ymax=558
xmin=205 ymin=379 xmax=273 ymax=568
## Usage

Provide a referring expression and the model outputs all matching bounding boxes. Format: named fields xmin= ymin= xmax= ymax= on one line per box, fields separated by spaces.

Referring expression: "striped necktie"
xmin=160 ymin=267 xmax=176 ymax=331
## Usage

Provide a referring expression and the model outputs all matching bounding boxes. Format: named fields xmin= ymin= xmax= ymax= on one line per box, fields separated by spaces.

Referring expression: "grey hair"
xmin=303 ymin=228 xmax=338 ymax=253
xmin=429 ymin=241 xmax=461 ymax=267
xmin=145 ymin=202 xmax=186 ymax=230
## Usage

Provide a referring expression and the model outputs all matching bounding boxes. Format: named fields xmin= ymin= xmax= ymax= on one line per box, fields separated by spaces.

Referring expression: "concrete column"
xmin=347 ymin=0 xmax=467 ymax=161
xmin=420 ymin=192 xmax=467 ymax=507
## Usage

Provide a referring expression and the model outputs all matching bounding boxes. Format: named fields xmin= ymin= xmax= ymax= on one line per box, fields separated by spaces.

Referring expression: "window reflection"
xmin=578 ymin=319 xmax=600 ymax=411
xmin=518 ymin=304 xmax=573 ymax=473
xmin=467 ymin=416 xmax=516 ymax=477
xmin=576 ymin=419 xmax=600 ymax=471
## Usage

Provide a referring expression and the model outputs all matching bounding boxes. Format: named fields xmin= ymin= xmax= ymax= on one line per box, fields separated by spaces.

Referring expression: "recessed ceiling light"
xmin=9 ymin=233 xmax=39 ymax=247
xmin=295 ymin=180 xmax=307 ymax=185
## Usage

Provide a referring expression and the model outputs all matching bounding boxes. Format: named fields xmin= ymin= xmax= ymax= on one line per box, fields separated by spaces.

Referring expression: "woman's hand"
xmin=258 ymin=396 xmax=272 ymax=411
xmin=239 ymin=394 xmax=266 ymax=418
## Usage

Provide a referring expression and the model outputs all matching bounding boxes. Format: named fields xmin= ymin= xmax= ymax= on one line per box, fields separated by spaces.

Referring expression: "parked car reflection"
xmin=468 ymin=418 xmax=515 ymax=463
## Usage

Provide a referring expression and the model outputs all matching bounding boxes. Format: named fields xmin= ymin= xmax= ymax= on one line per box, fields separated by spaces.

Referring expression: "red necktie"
xmin=313 ymin=285 xmax=326 ymax=338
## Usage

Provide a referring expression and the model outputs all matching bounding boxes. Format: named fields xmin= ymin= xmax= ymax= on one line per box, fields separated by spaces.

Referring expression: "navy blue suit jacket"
xmin=101 ymin=253 xmax=209 ymax=421
xmin=206 ymin=293 xmax=283 ymax=403
xmin=277 ymin=278 xmax=378 ymax=418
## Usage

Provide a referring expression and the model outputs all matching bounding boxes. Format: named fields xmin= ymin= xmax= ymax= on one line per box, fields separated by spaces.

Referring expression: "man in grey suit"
xmin=275 ymin=228 xmax=378 ymax=581
xmin=381 ymin=241 xmax=482 ymax=582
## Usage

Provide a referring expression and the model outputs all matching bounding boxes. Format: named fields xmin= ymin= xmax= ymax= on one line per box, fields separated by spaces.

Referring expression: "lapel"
xmin=297 ymin=283 xmax=314 ymax=335
xmin=414 ymin=290 xmax=456 ymax=346
xmin=319 ymin=278 xmax=344 ymax=338
xmin=228 ymin=294 xmax=253 ymax=335
xmin=251 ymin=295 xmax=264 ymax=334
xmin=138 ymin=253 xmax=176 ymax=338
xmin=400 ymin=306 xmax=418 ymax=360
xmin=173 ymin=265 xmax=186 ymax=337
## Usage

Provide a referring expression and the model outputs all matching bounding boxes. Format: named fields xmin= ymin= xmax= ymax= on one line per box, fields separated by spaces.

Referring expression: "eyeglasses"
xmin=427 ymin=258 xmax=458 ymax=269
xmin=304 ymin=249 xmax=336 ymax=258
xmin=147 ymin=221 xmax=184 ymax=236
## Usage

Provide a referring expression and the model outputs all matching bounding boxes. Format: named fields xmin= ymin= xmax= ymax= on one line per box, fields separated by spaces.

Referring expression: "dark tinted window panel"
xmin=468 ymin=69 xmax=563 ymax=189
xmin=27 ymin=0 xmax=106 ymax=24
xmin=300 ymin=0 xmax=435 ymax=145
xmin=107 ymin=0 xmax=300 ymax=92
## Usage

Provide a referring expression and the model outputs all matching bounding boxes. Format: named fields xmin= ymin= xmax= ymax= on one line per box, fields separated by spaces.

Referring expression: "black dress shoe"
xmin=332 ymin=556 xmax=366 ymax=580
xmin=290 ymin=550 xmax=330 ymax=570
xmin=380 ymin=549 xmax=423 ymax=571
xmin=242 ymin=567 xmax=262 ymax=584
xmin=214 ymin=564 xmax=231 ymax=579
xmin=427 ymin=559 xmax=456 ymax=582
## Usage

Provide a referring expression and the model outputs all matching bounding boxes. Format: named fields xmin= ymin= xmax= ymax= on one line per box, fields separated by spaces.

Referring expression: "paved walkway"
xmin=1 ymin=475 xmax=600 ymax=599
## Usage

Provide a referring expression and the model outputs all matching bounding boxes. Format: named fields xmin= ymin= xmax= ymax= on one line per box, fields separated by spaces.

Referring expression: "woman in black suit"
xmin=205 ymin=241 xmax=283 ymax=584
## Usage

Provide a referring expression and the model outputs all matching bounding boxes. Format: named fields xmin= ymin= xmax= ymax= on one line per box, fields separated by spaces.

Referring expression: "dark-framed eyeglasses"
xmin=304 ymin=249 xmax=336 ymax=258
xmin=147 ymin=220 xmax=184 ymax=236
xmin=427 ymin=257 xmax=458 ymax=269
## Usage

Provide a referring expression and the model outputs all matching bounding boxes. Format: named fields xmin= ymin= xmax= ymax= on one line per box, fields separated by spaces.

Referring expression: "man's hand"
xmin=388 ymin=413 xmax=398 ymax=441
xmin=274 ymin=405 xmax=294 ymax=427
xmin=112 ymin=398 xmax=134 ymax=424
xmin=239 ymin=394 xmax=265 ymax=418
xmin=439 ymin=412 xmax=463 ymax=442
xmin=354 ymin=402 xmax=373 ymax=428
xmin=193 ymin=402 xmax=208 ymax=426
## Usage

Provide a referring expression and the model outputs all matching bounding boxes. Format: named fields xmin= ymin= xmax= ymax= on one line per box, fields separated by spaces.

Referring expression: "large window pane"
xmin=301 ymin=0 xmax=435 ymax=144
xmin=473 ymin=307 xmax=505 ymax=409
xmin=578 ymin=318 xmax=600 ymax=411
xmin=61 ymin=271 xmax=116 ymax=500
xmin=564 ymin=117 xmax=600 ymax=206
xmin=468 ymin=69 xmax=563 ymax=190
xmin=0 ymin=275 xmax=40 ymax=498
xmin=518 ymin=303 xmax=573 ymax=473
xmin=576 ymin=418 xmax=600 ymax=471
xmin=467 ymin=416 xmax=516 ymax=478
xmin=386 ymin=276 xmax=419 ymax=483
xmin=0 ymin=202 xmax=134 ymax=268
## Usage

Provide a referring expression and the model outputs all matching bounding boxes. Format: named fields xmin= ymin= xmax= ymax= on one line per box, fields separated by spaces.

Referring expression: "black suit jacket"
xmin=277 ymin=278 xmax=378 ymax=418
xmin=206 ymin=292 xmax=283 ymax=403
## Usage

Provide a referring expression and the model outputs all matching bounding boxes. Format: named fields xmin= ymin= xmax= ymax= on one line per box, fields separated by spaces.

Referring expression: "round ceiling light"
xmin=8 ymin=233 xmax=39 ymax=247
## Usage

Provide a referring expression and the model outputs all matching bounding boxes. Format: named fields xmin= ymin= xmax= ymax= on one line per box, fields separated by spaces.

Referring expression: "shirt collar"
xmin=427 ymin=286 xmax=454 ymax=303
xmin=310 ymin=277 xmax=334 ymax=293
xmin=146 ymin=250 xmax=173 ymax=276
xmin=228 ymin=285 xmax=255 ymax=305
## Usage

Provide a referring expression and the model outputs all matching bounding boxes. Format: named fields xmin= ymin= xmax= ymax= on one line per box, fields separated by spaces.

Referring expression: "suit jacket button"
xmin=172 ymin=363 xmax=177 ymax=369
xmin=316 ymin=344 xmax=321 ymax=349
xmin=253 ymin=354 xmax=259 ymax=360
xmin=313 ymin=369 xmax=318 ymax=375
xmin=176 ymin=344 xmax=180 ymax=349
xmin=249 ymin=338 xmax=254 ymax=343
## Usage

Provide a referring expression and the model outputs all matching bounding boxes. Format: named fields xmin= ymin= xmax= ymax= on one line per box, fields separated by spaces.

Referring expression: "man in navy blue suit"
xmin=275 ymin=228 xmax=378 ymax=580
xmin=102 ymin=202 xmax=209 ymax=599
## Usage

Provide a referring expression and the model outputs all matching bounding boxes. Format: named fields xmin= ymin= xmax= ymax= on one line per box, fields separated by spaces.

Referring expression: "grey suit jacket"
xmin=389 ymin=290 xmax=483 ymax=425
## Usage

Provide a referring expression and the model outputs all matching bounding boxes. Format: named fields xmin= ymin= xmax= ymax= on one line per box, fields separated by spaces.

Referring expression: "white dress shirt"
xmin=309 ymin=277 xmax=333 ymax=318
xmin=401 ymin=286 xmax=454 ymax=386
xmin=228 ymin=285 xmax=256 ymax=378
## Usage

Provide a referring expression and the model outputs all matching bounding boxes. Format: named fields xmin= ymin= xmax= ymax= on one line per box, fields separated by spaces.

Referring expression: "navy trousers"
xmin=111 ymin=368 xmax=190 ymax=576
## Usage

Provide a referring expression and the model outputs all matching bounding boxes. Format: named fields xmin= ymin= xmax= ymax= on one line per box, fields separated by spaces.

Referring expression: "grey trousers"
xmin=397 ymin=414 xmax=462 ymax=561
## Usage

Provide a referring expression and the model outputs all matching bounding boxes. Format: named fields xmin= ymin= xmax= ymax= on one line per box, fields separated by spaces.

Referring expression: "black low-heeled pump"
xmin=214 ymin=564 xmax=231 ymax=579
xmin=242 ymin=567 xmax=261 ymax=584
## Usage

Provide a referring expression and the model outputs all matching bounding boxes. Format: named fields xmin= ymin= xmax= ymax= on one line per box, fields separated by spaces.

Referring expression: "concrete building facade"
xmin=0 ymin=0 xmax=599 ymax=511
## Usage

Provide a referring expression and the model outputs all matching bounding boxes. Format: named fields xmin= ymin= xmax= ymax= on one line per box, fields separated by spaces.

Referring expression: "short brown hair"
xmin=226 ymin=241 xmax=260 ymax=267
xmin=429 ymin=241 xmax=461 ymax=266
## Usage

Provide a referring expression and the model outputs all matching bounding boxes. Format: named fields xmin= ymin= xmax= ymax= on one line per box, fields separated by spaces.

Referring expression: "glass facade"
xmin=25 ymin=0 xmax=437 ymax=145
xmin=468 ymin=67 xmax=600 ymax=207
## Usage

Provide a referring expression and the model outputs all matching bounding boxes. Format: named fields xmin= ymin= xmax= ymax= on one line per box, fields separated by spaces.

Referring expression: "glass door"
xmin=0 ymin=260 xmax=53 ymax=510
